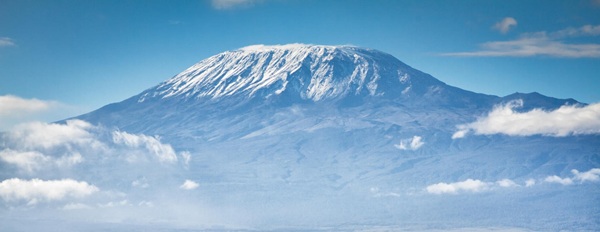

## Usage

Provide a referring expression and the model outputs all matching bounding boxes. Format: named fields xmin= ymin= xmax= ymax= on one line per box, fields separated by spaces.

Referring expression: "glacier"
xmin=1 ymin=44 xmax=599 ymax=231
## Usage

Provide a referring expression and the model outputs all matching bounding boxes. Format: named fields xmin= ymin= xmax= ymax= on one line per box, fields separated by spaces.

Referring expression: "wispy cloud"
xmin=0 ymin=178 xmax=98 ymax=205
xmin=394 ymin=135 xmax=424 ymax=150
xmin=0 ymin=95 xmax=78 ymax=131
xmin=552 ymin=25 xmax=600 ymax=38
xmin=0 ymin=37 xmax=15 ymax=47
xmin=370 ymin=187 xmax=401 ymax=198
xmin=525 ymin=178 xmax=536 ymax=187
xmin=453 ymin=100 xmax=600 ymax=138
xmin=211 ymin=0 xmax=261 ymax=10
xmin=493 ymin=17 xmax=517 ymax=34
xmin=443 ymin=24 xmax=600 ymax=58
xmin=112 ymin=130 xmax=178 ymax=163
xmin=0 ymin=95 xmax=56 ymax=117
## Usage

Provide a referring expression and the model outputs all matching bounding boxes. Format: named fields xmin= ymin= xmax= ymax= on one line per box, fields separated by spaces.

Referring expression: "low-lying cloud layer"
xmin=426 ymin=168 xmax=600 ymax=195
xmin=0 ymin=178 xmax=98 ymax=205
xmin=453 ymin=100 xmax=600 ymax=138
xmin=0 ymin=120 xmax=187 ymax=175
xmin=545 ymin=168 xmax=600 ymax=185
xmin=426 ymin=179 xmax=491 ymax=194
xmin=0 ymin=120 xmax=193 ymax=208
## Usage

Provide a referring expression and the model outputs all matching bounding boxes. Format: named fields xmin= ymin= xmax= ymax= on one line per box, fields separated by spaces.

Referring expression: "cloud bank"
xmin=426 ymin=168 xmax=600 ymax=194
xmin=453 ymin=100 xmax=600 ymax=138
xmin=443 ymin=24 xmax=600 ymax=58
xmin=493 ymin=17 xmax=517 ymax=34
xmin=0 ymin=178 xmax=98 ymax=205
xmin=0 ymin=120 xmax=189 ymax=174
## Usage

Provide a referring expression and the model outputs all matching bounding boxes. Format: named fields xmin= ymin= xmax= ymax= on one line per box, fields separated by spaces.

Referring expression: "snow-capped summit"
xmin=137 ymin=44 xmax=462 ymax=104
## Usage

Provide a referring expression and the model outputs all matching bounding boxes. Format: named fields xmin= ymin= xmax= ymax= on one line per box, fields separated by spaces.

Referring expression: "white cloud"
xmin=544 ymin=175 xmax=573 ymax=185
xmin=394 ymin=135 xmax=424 ymax=150
xmin=544 ymin=168 xmax=600 ymax=185
xmin=211 ymin=0 xmax=259 ymax=9
xmin=444 ymin=36 xmax=600 ymax=58
xmin=0 ymin=120 xmax=100 ymax=173
xmin=0 ymin=150 xmax=49 ymax=173
xmin=180 ymin=151 xmax=192 ymax=167
xmin=426 ymin=178 xmax=524 ymax=194
xmin=112 ymin=131 xmax=178 ymax=163
xmin=0 ymin=120 xmax=188 ymax=173
xmin=0 ymin=149 xmax=82 ymax=173
xmin=180 ymin=180 xmax=199 ymax=190
xmin=493 ymin=17 xmax=517 ymax=34
xmin=543 ymin=169 xmax=600 ymax=185
xmin=496 ymin=179 xmax=519 ymax=188
xmin=525 ymin=178 xmax=536 ymax=187
xmin=572 ymin=168 xmax=600 ymax=182
xmin=7 ymin=119 xmax=99 ymax=150
xmin=443 ymin=24 xmax=600 ymax=58
xmin=453 ymin=100 xmax=600 ymax=138
xmin=0 ymin=37 xmax=15 ymax=47
xmin=0 ymin=178 xmax=98 ymax=205
xmin=552 ymin=25 xmax=600 ymax=38
xmin=0 ymin=95 xmax=53 ymax=116
xmin=427 ymin=168 xmax=600 ymax=194
xmin=370 ymin=187 xmax=401 ymax=198
xmin=426 ymin=179 xmax=491 ymax=194
xmin=0 ymin=95 xmax=70 ymax=130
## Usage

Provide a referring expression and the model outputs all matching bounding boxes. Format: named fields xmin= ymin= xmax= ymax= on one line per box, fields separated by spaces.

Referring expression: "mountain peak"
xmin=237 ymin=43 xmax=341 ymax=52
xmin=137 ymin=43 xmax=451 ymax=104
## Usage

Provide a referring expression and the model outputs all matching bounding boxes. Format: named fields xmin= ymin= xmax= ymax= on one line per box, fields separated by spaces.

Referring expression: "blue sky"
xmin=1 ymin=0 xmax=599 ymax=128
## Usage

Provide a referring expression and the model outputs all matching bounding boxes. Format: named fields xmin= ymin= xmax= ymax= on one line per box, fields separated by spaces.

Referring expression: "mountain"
xmin=76 ymin=44 xmax=572 ymax=139
xmin=26 ymin=44 xmax=600 ymax=231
